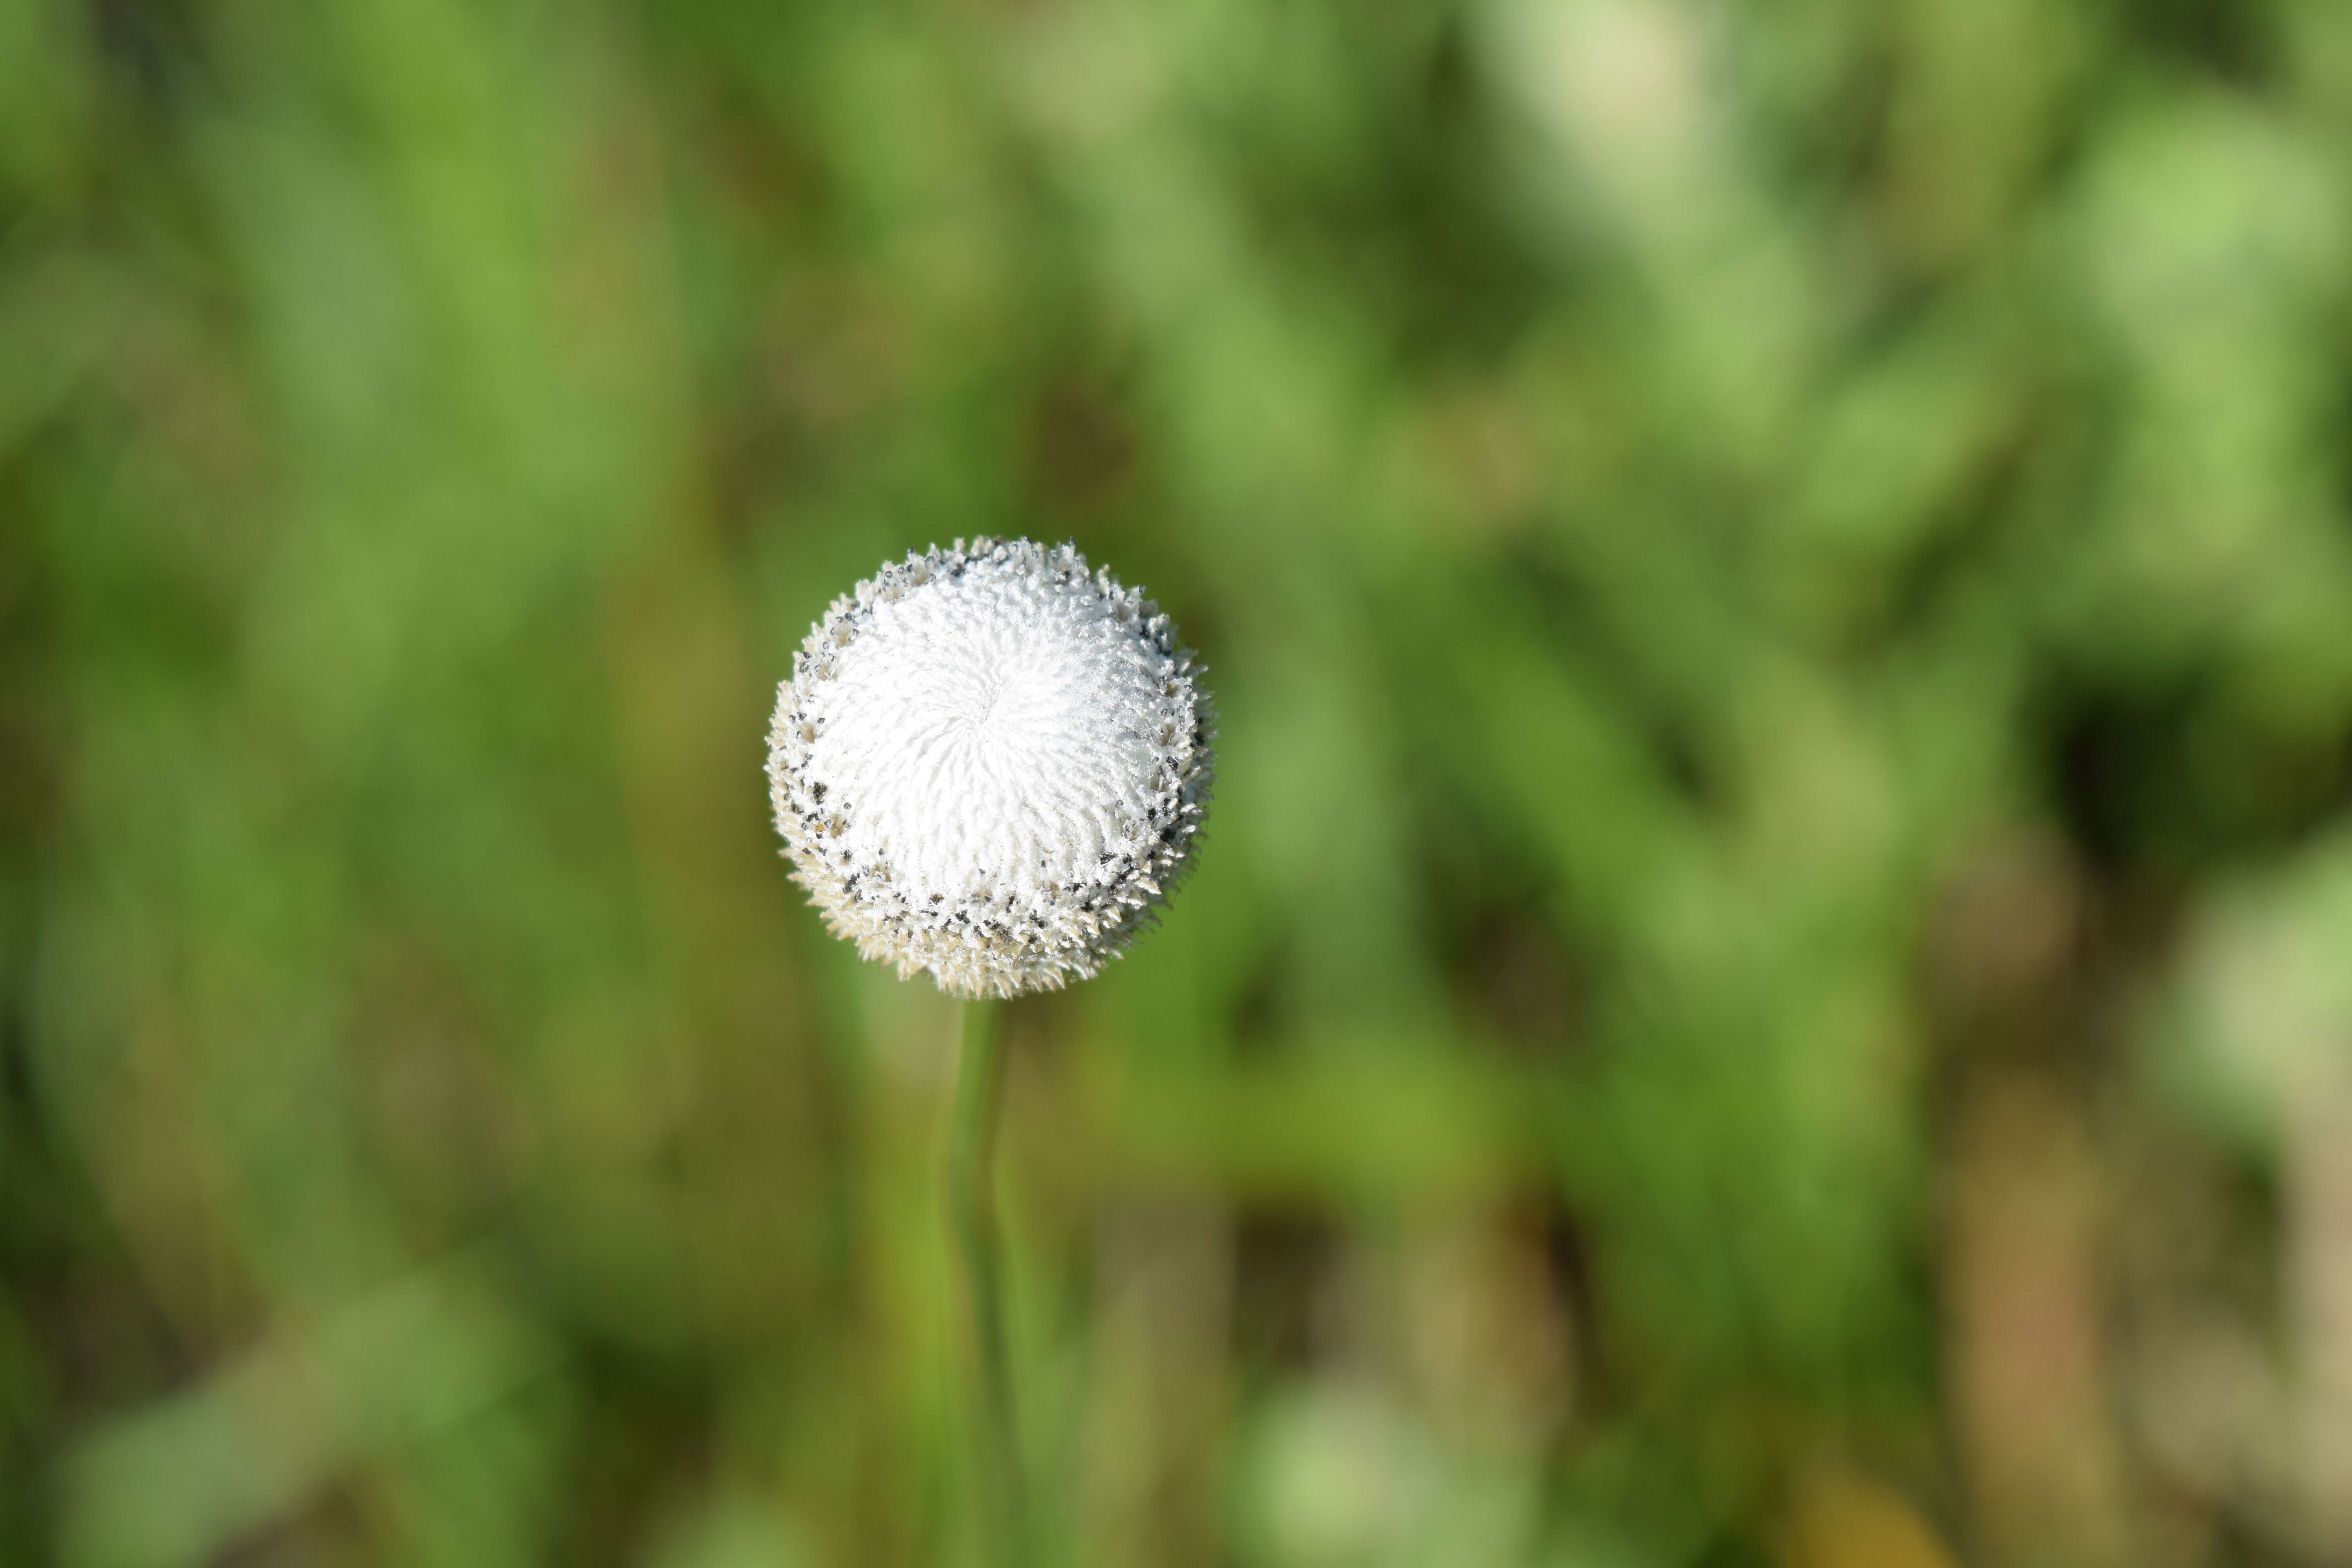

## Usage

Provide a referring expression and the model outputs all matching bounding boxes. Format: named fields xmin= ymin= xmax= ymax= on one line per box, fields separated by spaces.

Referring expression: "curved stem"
xmin=947 ymin=997 xmax=1028 ymax=1566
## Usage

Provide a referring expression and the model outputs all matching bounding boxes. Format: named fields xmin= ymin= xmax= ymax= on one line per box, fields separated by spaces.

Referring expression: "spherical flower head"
xmin=767 ymin=537 xmax=1214 ymax=998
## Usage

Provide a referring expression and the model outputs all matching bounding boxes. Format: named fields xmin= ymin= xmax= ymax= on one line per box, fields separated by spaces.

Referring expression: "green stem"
xmin=947 ymin=996 xmax=1028 ymax=1567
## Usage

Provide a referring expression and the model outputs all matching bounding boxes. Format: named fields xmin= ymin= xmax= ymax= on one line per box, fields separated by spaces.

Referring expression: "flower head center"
xmin=812 ymin=564 xmax=1161 ymax=903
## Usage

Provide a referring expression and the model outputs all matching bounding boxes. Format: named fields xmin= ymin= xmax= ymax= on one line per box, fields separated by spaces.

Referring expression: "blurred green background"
xmin=7 ymin=0 xmax=2352 ymax=1564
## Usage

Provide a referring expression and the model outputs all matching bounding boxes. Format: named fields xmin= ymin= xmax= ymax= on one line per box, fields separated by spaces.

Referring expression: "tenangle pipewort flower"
xmin=766 ymin=537 xmax=1214 ymax=998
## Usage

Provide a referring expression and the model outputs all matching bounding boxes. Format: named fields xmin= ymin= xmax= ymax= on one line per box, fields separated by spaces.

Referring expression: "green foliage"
xmin=5 ymin=0 xmax=2351 ymax=1564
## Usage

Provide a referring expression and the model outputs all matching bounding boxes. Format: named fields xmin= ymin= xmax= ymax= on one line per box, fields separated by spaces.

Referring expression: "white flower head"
xmin=767 ymin=537 xmax=1214 ymax=998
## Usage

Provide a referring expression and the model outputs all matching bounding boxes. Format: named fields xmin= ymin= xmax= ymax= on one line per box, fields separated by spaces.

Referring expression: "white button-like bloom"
xmin=767 ymin=537 xmax=1214 ymax=998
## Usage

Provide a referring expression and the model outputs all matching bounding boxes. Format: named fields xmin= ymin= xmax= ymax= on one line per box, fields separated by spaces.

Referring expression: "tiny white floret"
xmin=766 ymin=537 xmax=1214 ymax=998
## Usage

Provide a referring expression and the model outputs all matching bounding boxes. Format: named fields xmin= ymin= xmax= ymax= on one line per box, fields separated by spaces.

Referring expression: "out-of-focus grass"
xmin=5 ymin=1 xmax=2352 ymax=1564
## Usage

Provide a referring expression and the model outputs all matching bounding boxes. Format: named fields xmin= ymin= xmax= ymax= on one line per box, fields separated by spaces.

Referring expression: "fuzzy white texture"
xmin=767 ymin=537 xmax=1213 ymax=998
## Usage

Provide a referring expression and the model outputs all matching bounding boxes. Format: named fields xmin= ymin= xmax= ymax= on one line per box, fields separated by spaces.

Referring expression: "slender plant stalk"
xmin=947 ymin=997 xmax=1029 ymax=1567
